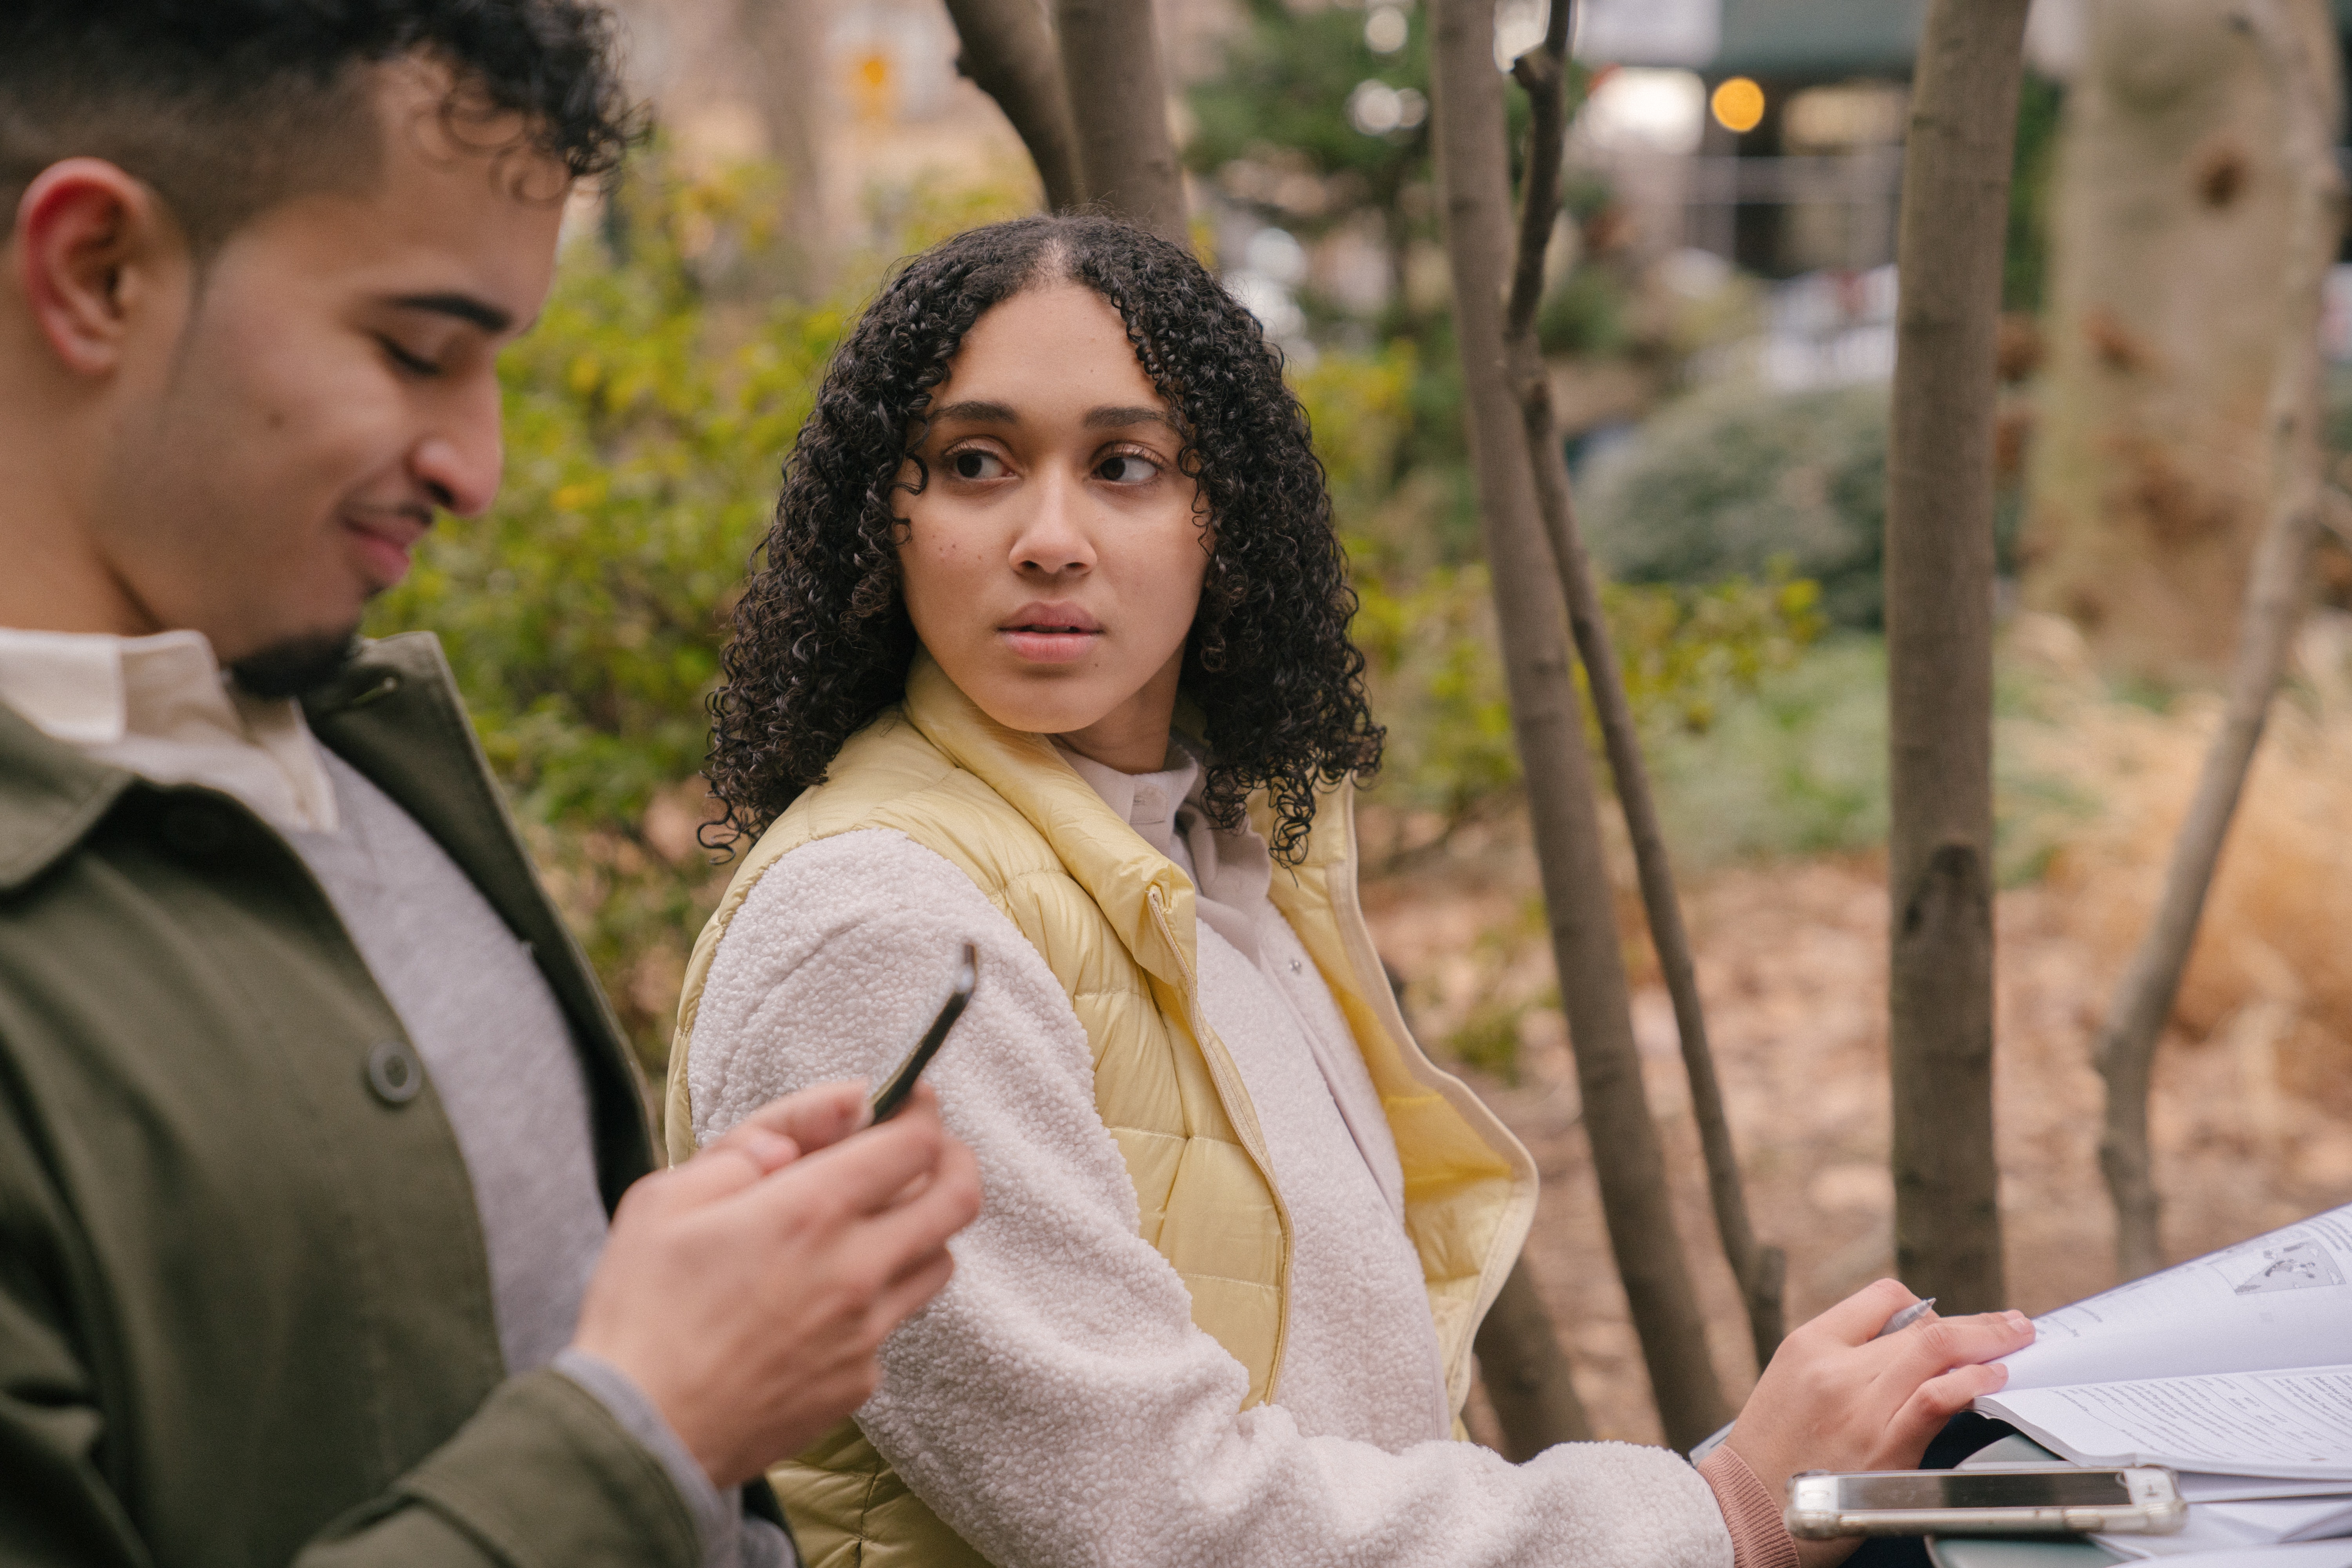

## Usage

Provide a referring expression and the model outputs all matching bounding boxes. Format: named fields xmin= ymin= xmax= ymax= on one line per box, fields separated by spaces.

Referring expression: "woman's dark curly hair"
xmin=706 ymin=214 xmax=1383 ymax=864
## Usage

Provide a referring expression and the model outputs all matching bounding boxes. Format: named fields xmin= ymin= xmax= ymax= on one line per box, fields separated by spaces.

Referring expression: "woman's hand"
xmin=1724 ymin=1278 xmax=2035 ymax=1567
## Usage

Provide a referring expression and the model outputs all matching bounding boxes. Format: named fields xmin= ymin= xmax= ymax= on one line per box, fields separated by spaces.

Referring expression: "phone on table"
xmin=867 ymin=943 xmax=978 ymax=1122
xmin=1784 ymin=1466 xmax=2187 ymax=1539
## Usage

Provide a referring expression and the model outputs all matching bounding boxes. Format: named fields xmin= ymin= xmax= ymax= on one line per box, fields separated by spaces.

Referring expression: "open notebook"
xmin=1970 ymin=1203 xmax=2352 ymax=1553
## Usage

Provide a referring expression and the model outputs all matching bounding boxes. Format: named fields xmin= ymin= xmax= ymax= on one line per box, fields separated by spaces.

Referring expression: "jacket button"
xmin=162 ymin=804 xmax=231 ymax=855
xmin=365 ymin=1040 xmax=425 ymax=1105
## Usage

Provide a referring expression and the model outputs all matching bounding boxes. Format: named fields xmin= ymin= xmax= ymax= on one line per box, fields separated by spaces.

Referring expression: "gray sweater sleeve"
xmin=554 ymin=1350 xmax=800 ymax=1568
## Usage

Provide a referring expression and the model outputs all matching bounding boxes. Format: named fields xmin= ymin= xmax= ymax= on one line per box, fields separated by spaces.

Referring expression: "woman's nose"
xmin=1010 ymin=469 xmax=1095 ymax=575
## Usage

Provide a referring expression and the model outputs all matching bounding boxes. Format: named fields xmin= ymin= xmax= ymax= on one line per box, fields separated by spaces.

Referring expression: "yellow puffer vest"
xmin=666 ymin=654 xmax=1537 ymax=1568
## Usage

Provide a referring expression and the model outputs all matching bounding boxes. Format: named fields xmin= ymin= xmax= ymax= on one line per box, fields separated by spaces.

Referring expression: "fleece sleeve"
xmin=686 ymin=828 xmax=1733 ymax=1568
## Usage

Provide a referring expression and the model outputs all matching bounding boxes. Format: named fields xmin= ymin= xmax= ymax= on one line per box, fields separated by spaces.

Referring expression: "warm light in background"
xmin=849 ymin=51 xmax=893 ymax=123
xmin=1711 ymin=76 xmax=1766 ymax=135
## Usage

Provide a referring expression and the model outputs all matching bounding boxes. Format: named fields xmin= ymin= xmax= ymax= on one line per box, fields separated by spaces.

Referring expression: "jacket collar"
xmin=0 ymin=699 xmax=139 ymax=895
xmin=2 ymin=632 xmax=655 ymax=1199
xmin=0 ymin=635 xmax=403 ymax=893
xmin=899 ymin=652 xmax=1204 ymax=991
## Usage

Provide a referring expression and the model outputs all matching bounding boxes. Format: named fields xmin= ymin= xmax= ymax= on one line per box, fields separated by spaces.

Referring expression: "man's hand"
xmin=1723 ymin=1279 xmax=2035 ymax=1567
xmin=571 ymin=1080 xmax=982 ymax=1490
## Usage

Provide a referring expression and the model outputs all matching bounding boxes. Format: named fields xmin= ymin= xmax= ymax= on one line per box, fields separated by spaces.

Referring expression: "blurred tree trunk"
xmin=2094 ymin=0 xmax=2345 ymax=1283
xmin=1430 ymin=0 xmax=1730 ymax=1452
xmin=739 ymin=0 xmax=831 ymax=294
xmin=2022 ymin=0 xmax=2340 ymax=685
xmin=1053 ymin=0 xmax=1189 ymax=247
xmin=1886 ymin=0 xmax=2031 ymax=1315
xmin=943 ymin=0 xmax=1084 ymax=212
xmin=1473 ymin=1257 xmax=1593 ymax=1455
xmin=942 ymin=0 xmax=1185 ymax=243
xmin=1506 ymin=6 xmax=1786 ymax=1377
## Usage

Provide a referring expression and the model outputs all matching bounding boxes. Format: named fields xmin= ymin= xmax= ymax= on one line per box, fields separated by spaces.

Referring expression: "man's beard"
xmin=228 ymin=626 xmax=362 ymax=700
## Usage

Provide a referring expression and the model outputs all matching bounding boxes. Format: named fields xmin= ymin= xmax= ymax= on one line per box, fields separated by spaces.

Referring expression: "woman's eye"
xmin=950 ymin=450 xmax=1006 ymax=481
xmin=1095 ymin=453 xmax=1160 ymax=485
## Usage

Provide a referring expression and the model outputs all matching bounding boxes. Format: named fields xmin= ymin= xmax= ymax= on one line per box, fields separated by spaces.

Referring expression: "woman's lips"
xmin=999 ymin=625 xmax=1102 ymax=664
xmin=999 ymin=601 xmax=1102 ymax=664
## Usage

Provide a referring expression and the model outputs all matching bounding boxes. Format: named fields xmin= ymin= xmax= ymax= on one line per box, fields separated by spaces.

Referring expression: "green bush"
xmin=1635 ymin=629 xmax=2103 ymax=883
xmin=1580 ymin=381 xmax=1891 ymax=629
xmin=1535 ymin=265 xmax=1634 ymax=359
xmin=1642 ymin=634 xmax=1890 ymax=867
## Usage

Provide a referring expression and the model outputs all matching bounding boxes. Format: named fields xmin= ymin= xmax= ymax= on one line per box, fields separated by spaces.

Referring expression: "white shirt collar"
xmin=0 ymin=626 xmax=340 ymax=833
xmin=1052 ymin=739 xmax=1202 ymax=862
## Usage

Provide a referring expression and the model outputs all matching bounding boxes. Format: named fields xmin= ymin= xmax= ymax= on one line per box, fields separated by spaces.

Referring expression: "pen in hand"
xmin=1684 ymin=1295 xmax=1956 ymax=1465
xmin=1875 ymin=1297 xmax=1936 ymax=1338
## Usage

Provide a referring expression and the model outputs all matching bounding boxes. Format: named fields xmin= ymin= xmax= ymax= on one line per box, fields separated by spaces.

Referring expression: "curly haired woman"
xmin=663 ymin=214 xmax=2031 ymax=1568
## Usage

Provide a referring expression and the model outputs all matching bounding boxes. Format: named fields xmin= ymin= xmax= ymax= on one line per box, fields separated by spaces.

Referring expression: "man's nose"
xmin=410 ymin=385 xmax=505 ymax=517
xmin=1011 ymin=468 xmax=1094 ymax=574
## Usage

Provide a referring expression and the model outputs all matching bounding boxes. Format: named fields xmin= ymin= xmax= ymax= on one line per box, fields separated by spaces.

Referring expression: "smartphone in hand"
xmin=869 ymin=943 xmax=978 ymax=1122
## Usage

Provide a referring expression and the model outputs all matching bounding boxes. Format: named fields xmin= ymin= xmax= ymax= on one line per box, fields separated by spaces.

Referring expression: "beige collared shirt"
xmin=0 ymin=626 xmax=339 ymax=833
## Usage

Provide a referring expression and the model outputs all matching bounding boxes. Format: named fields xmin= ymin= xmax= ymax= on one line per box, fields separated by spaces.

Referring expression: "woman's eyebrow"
xmin=1083 ymin=405 xmax=1174 ymax=430
xmin=930 ymin=399 xmax=1019 ymax=425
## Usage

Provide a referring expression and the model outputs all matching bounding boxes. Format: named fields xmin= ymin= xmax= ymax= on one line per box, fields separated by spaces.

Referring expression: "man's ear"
xmin=12 ymin=158 xmax=187 ymax=377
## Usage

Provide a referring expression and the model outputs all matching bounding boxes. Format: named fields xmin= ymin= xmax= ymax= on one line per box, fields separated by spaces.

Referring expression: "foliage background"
xmin=372 ymin=149 xmax=1820 ymax=1071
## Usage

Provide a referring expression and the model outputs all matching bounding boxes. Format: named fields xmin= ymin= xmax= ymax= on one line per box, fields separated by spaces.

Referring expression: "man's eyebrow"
xmin=1083 ymin=405 xmax=1175 ymax=430
xmin=387 ymin=293 xmax=516 ymax=334
xmin=929 ymin=399 xmax=1020 ymax=425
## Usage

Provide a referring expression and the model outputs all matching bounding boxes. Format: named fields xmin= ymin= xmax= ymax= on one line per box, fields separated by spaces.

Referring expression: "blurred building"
xmin=1563 ymin=0 xmax=2352 ymax=392
xmin=1573 ymin=0 xmax=2352 ymax=280
xmin=1568 ymin=0 xmax=2018 ymax=279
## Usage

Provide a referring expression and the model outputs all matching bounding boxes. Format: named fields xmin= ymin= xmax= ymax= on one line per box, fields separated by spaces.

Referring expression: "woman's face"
xmin=895 ymin=281 xmax=1208 ymax=772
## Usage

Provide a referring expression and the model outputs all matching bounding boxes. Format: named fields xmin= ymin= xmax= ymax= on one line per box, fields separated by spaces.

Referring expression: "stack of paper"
xmin=1970 ymin=1202 xmax=2352 ymax=1554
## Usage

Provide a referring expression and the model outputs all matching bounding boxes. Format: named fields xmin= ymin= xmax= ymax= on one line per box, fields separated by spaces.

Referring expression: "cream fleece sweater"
xmin=687 ymin=787 xmax=1735 ymax=1566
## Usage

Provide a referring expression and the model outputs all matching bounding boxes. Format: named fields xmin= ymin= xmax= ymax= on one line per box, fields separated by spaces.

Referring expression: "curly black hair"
xmin=0 ymin=0 xmax=639 ymax=255
xmin=707 ymin=214 xmax=1383 ymax=865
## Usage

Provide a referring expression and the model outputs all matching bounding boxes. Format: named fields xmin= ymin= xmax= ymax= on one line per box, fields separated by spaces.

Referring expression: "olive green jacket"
xmin=0 ymin=632 xmax=766 ymax=1566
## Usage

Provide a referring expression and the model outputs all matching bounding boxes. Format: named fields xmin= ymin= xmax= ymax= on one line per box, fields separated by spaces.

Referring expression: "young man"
xmin=0 ymin=4 xmax=981 ymax=1564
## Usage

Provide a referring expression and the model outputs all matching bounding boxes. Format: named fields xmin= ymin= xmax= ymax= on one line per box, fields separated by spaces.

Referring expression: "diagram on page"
xmin=2229 ymin=1239 xmax=2346 ymax=1295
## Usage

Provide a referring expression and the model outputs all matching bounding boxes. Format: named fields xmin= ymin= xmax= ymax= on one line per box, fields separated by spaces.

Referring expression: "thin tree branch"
xmin=2095 ymin=0 xmax=2345 ymax=1282
xmin=1503 ymin=2 xmax=1787 ymax=1373
xmin=942 ymin=0 xmax=1085 ymax=213
xmin=1502 ymin=0 xmax=1572 ymax=339
xmin=1430 ymin=0 xmax=1730 ymax=1450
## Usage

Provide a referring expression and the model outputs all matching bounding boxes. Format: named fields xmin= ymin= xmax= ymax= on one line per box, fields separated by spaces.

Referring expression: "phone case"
xmin=1784 ymin=1468 xmax=2188 ymax=1539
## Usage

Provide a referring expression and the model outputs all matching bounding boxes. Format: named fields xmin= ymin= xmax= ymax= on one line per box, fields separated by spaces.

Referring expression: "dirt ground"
xmin=1360 ymin=821 xmax=2352 ymax=1448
